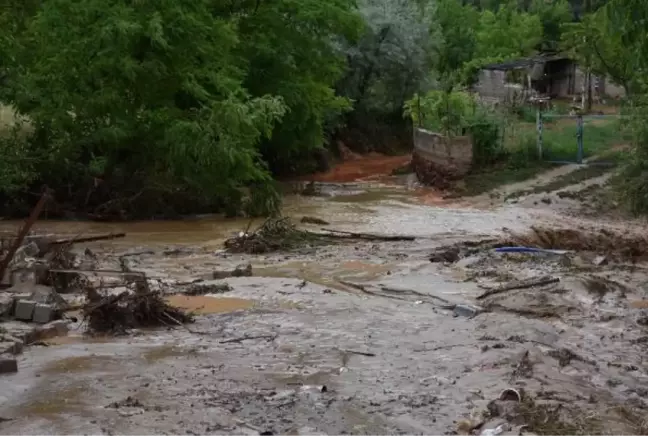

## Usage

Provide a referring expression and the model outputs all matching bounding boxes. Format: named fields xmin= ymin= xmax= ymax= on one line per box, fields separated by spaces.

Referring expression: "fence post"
xmin=536 ymin=108 xmax=543 ymax=160
xmin=576 ymin=115 xmax=584 ymax=164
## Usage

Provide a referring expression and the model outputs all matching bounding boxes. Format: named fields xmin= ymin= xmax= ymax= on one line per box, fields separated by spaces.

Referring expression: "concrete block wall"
xmin=412 ymin=128 xmax=473 ymax=188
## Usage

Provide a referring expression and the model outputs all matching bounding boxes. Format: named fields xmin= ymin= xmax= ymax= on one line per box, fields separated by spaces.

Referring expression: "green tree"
xmin=5 ymin=0 xmax=287 ymax=216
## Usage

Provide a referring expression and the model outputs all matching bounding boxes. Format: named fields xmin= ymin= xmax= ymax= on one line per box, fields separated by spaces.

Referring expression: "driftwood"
xmin=0 ymin=189 xmax=51 ymax=281
xmin=50 ymin=232 xmax=126 ymax=246
xmin=320 ymin=228 xmax=416 ymax=241
xmin=219 ymin=334 xmax=277 ymax=344
xmin=83 ymin=289 xmax=193 ymax=335
xmin=476 ymin=276 xmax=560 ymax=300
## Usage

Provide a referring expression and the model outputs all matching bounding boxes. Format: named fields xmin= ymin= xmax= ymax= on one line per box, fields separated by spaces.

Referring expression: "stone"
xmin=29 ymin=285 xmax=66 ymax=307
xmin=32 ymin=303 xmax=55 ymax=324
xmin=453 ymin=304 xmax=482 ymax=318
xmin=0 ymin=294 xmax=14 ymax=318
xmin=0 ymin=358 xmax=18 ymax=374
xmin=14 ymin=300 xmax=36 ymax=321
xmin=30 ymin=320 xmax=69 ymax=342
xmin=0 ymin=336 xmax=23 ymax=354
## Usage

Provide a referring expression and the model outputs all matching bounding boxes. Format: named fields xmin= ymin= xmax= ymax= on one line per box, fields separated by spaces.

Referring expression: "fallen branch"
xmin=219 ymin=334 xmax=277 ymax=344
xmin=0 ymin=189 xmax=50 ymax=280
xmin=342 ymin=349 xmax=376 ymax=357
xmin=51 ymin=232 xmax=126 ymax=246
xmin=477 ymin=276 xmax=560 ymax=300
xmin=320 ymin=228 xmax=415 ymax=241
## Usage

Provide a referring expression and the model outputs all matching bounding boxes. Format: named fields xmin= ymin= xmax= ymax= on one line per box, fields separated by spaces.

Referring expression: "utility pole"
xmin=585 ymin=0 xmax=593 ymax=113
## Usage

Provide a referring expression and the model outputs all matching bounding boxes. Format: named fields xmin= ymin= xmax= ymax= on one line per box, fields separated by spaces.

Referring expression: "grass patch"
xmin=542 ymin=117 xmax=629 ymax=161
xmin=460 ymin=115 xmax=627 ymax=197
xmin=506 ymin=163 xmax=615 ymax=199
xmin=461 ymin=161 xmax=553 ymax=196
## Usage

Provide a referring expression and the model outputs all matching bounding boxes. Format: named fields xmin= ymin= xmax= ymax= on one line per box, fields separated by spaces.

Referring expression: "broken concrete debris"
xmin=14 ymin=299 xmax=35 ymax=321
xmin=0 ymin=357 xmax=18 ymax=375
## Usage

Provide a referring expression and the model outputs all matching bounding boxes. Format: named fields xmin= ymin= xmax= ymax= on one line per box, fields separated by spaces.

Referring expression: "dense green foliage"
xmin=5 ymin=0 xmax=648 ymax=218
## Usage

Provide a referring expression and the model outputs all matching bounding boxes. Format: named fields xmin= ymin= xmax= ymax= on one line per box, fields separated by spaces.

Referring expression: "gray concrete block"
xmin=0 ymin=357 xmax=18 ymax=374
xmin=32 ymin=303 xmax=54 ymax=324
xmin=30 ymin=285 xmax=66 ymax=307
xmin=0 ymin=337 xmax=23 ymax=354
xmin=14 ymin=299 xmax=36 ymax=321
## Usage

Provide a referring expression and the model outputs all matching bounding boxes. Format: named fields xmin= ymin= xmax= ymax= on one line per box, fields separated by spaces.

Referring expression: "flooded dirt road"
xmin=1 ymin=162 xmax=648 ymax=435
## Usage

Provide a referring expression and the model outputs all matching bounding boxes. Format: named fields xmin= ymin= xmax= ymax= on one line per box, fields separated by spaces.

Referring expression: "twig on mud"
xmin=340 ymin=280 xmax=455 ymax=308
xmin=476 ymin=276 xmax=560 ymax=300
xmin=342 ymin=349 xmax=376 ymax=357
xmin=219 ymin=334 xmax=277 ymax=344
xmin=379 ymin=285 xmax=453 ymax=305
xmin=339 ymin=280 xmax=411 ymax=301
xmin=320 ymin=228 xmax=416 ymax=241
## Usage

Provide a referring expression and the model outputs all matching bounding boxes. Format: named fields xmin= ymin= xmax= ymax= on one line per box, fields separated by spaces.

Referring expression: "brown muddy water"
xmin=1 ymin=179 xmax=648 ymax=435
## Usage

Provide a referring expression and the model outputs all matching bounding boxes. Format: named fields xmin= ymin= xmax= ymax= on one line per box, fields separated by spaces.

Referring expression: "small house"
xmin=472 ymin=53 xmax=625 ymax=104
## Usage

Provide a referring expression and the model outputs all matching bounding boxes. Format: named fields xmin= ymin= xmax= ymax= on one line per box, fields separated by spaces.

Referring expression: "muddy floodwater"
xmin=2 ymin=170 xmax=648 ymax=435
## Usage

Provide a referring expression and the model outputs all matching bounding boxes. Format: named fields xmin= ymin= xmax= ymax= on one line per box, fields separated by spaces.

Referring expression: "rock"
xmin=300 ymin=216 xmax=330 ymax=226
xmin=29 ymin=285 xmax=67 ymax=308
xmin=30 ymin=320 xmax=69 ymax=342
xmin=0 ymin=294 xmax=14 ymax=318
xmin=32 ymin=303 xmax=55 ymax=324
xmin=453 ymin=304 xmax=482 ymax=318
xmin=594 ymin=255 xmax=609 ymax=266
xmin=0 ymin=336 xmax=23 ymax=354
xmin=14 ymin=300 xmax=36 ymax=321
xmin=429 ymin=247 xmax=461 ymax=263
xmin=0 ymin=358 xmax=18 ymax=374
xmin=297 ymin=427 xmax=327 ymax=435
xmin=212 ymin=264 xmax=252 ymax=279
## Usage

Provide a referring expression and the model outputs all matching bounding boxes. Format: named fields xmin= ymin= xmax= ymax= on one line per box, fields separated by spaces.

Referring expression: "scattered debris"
xmin=477 ymin=276 xmax=560 ymax=300
xmin=224 ymin=217 xmax=416 ymax=254
xmin=300 ymin=216 xmax=330 ymax=226
xmin=224 ymin=218 xmax=319 ymax=254
xmin=341 ymin=349 xmax=376 ymax=357
xmin=502 ymin=226 xmax=648 ymax=261
xmin=453 ymin=304 xmax=483 ymax=318
xmin=82 ymin=288 xmax=194 ymax=335
xmin=212 ymin=264 xmax=252 ymax=279
xmin=184 ymin=282 xmax=232 ymax=296
xmin=0 ymin=357 xmax=18 ymax=374
xmin=219 ymin=334 xmax=276 ymax=344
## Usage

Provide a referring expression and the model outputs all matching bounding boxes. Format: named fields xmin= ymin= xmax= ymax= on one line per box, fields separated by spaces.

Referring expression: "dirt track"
xmin=1 ymin=161 xmax=648 ymax=435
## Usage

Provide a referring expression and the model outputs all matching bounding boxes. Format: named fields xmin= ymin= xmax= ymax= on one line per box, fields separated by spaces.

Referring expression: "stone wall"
xmin=411 ymin=128 xmax=472 ymax=188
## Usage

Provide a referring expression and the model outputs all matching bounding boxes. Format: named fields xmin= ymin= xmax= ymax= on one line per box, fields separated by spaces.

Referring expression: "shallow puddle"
xmin=166 ymin=295 xmax=256 ymax=314
xmin=254 ymin=260 xmax=393 ymax=292
xmin=42 ymin=354 xmax=119 ymax=375
xmin=18 ymin=384 xmax=87 ymax=416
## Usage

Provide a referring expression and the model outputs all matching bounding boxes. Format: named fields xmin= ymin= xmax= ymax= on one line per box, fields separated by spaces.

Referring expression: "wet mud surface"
xmin=2 ymin=163 xmax=648 ymax=435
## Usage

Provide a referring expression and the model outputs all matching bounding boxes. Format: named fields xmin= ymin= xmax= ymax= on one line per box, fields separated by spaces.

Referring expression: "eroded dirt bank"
xmin=1 ymin=163 xmax=648 ymax=435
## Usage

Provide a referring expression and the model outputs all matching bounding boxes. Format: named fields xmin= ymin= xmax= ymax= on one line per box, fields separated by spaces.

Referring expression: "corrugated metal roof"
xmin=481 ymin=53 xmax=570 ymax=71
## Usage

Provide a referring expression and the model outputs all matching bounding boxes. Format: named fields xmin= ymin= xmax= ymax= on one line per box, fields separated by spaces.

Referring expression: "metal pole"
xmin=536 ymin=108 xmax=543 ymax=160
xmin=576 ymin=115 xmax=584 ymax=164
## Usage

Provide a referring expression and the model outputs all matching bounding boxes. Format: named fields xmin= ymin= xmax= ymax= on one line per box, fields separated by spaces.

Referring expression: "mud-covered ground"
xmin=1 ymin=164 xmax=648 ymax=435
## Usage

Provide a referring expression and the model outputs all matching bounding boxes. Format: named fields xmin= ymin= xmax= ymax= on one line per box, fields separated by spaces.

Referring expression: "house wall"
xmin=473 ymin=70 xmax=524 ymax=101
xmin=574 ymin=67 xmax=627 ymax=99
xmin=412 ymin=128 xmax=472 ymax=188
